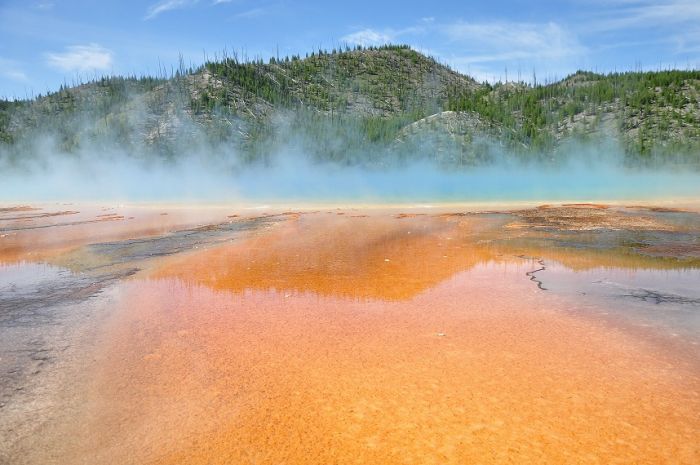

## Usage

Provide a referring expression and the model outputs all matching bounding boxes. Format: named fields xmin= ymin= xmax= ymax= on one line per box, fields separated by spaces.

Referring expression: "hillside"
xmin=1 ymin=45 xmax=699 ymax=166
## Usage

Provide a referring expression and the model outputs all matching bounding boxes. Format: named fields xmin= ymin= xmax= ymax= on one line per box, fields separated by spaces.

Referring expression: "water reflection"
xmin=538 ymin=263 xmax=700 ymax=347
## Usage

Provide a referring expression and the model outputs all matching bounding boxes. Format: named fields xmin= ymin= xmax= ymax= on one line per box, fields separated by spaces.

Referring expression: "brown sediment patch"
xmin=625 ymin=205 xmax=693 ymax=213
xmin=32 ymin=263 xmax=700 ymax=465
xmin=491 ymin=207 xmax=700 ymax=267
xmin=436 ymin=212 xmax=469 ymax=218
xmin=395 ymin=212 xmax=427 ymax=219
xmin=436 ymin=211 xmax=504 ymax=217
xmin=0 ymin=210 xmax=79 ymax=221
xmin=0 ymin=206 xmax=40 ymax=214
xmin=260 ymin=211 xmax=303 ymax=220
xmin=508 ymin=205 xmax=680 ymax=231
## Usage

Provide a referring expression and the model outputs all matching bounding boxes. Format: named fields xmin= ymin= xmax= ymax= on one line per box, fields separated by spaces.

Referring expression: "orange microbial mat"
xmin=1 ymin=206 xmax=699 ymax=465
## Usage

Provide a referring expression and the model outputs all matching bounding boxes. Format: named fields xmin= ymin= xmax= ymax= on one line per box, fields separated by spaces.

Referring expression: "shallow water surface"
xmin=1 ymin=203 xmax=699 ymax=465
xmin=539 ymin=264 xmax=700 ymax=346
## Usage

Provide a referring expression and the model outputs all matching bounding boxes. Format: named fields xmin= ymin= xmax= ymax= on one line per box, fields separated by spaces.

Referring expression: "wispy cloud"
xmin=212 ymin=0 xmax=235 ymax=4
xmin=46 ymin=44 xmax=113 ymax=72
xmin=586 ymin=0 xmax=700 ymax=31
xmin=672 ymin=28 xmax=700 ymax=55
xmin=233 ymin=7 xmax=266 ymax=19
xmin=35 ymin=1 xmax=54 ymax=10
xmin=578 ymin=0 xmax=700 ymax=59
xmin=145 ymin=0 xmax=199 ymax=20
xmin=3 ymin=69 xmax=28 ymax=81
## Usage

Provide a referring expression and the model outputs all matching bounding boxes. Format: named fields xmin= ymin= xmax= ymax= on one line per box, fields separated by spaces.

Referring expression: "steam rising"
xmin=2 ymin=107 xmax=699 ymax=204
xmin=2 ymin=146 xmax=699 ymax=206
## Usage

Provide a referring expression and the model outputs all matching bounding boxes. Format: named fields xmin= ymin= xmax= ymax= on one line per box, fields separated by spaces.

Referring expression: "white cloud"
xmin=46 ymin=44 xmax=114 ymax=72
xmin=212 ymin=0 xmax=234 ymax=4
xmin=340 ymin=24 xmax=428 ymax=47
xmin=445 ymin=21 xmax=585 ymax=62
xmin=338 ymin=20 xmax=586 ymax=81
xmin=145 ymin=0 xmax=199 ymax=20
xmin=438 ymin=20 xmax=589 ymax=81
xmin=341 ymin=29 xmax=395 ymax=47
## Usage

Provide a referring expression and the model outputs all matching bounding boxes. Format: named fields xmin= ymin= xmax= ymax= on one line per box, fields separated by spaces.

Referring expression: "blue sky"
xmin=1 ymin=0 xmax=699 ymax=99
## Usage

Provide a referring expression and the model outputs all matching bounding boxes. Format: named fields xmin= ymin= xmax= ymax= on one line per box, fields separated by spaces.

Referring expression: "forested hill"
xmin=1 ymin=45 xmax=699 ymax=166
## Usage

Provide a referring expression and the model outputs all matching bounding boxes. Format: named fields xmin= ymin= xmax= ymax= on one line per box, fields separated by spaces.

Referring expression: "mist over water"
xmin=2 ymin=127 xmax=700 ymax=204
xmin=3 ymin=151 xmax=700 ymax=204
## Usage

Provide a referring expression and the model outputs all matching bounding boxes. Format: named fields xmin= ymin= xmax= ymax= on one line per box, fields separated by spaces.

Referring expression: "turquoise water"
xmin=2 ymin=156 xmax=700 ymax=202
xmin=233 ymin=164 xmax=700 ymax=202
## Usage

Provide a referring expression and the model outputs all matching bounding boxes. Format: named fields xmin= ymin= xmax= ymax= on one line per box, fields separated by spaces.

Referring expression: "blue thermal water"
xmin=2 ymin=156 xmax=700 ymax=203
